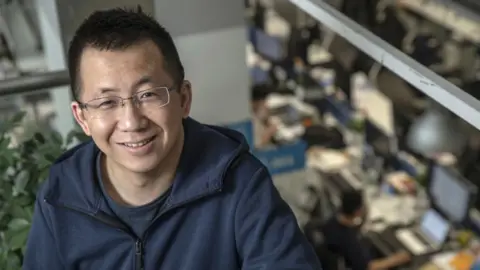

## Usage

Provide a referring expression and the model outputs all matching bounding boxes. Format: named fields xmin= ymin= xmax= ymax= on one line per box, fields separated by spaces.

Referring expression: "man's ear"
xmin=179 ymin=80 xmax=192 ymax=118
xmin=71 ymin=102 xmax=91 ymax=136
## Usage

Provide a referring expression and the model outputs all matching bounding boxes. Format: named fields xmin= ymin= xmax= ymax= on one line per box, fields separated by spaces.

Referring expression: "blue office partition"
xmin=224 ymin=119 xmax=307 ymax=176
xmin=253 ymin=140 xmax=307 ymax=176
xmin=224 ymin=119 xmax=254 ymax=148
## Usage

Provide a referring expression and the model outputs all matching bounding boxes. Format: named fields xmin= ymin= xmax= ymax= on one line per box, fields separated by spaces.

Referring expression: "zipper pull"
xmin=135 ymin=240 xmax=144 ymax=270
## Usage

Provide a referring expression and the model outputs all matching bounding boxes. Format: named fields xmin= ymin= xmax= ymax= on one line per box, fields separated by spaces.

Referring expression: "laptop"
xmin=394 ymin=209 xmax=450 ymax=256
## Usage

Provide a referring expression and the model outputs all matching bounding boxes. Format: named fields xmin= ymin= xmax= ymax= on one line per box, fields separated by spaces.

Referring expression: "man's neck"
xmin=102 ymin=129 xmax=185 ymax=207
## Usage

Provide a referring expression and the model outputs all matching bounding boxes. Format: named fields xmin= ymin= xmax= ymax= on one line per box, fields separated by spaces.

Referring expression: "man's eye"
xmin=96 ymin=99 xmax=117 ymax=109
xmin=140 ymin=91 xmax=159 ymax=99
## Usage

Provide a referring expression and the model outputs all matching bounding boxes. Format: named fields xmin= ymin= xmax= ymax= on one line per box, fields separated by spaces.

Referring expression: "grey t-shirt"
xmin=96 ymin=153 xmax=171 ymax=237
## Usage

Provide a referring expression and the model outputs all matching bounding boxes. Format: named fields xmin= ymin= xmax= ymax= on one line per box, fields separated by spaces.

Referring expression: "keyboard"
xmin=380 ymin=228 xmax=404 ymax=251
xmin=395 ymin=229 xmax=428 ymax=255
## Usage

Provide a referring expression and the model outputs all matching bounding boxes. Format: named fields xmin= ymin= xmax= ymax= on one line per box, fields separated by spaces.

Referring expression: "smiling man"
xmin=23 ymin=7 xmax=321 ymax=270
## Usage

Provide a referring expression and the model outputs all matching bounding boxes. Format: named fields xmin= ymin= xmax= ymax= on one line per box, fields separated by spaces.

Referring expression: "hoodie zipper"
xmin=135 ymin=239 xmax=144 ymax=270
xmin=45 ymin=151 xmax=246 ymax=270
xmin=45 ymin=188 xmax=222 ymax=270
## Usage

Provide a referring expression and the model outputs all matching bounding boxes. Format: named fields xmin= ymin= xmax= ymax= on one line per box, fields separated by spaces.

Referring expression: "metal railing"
xmin=289 ymin=0 xmax=480 ymax=131
xmin=0 ymin=70 xmax=69 ymax=97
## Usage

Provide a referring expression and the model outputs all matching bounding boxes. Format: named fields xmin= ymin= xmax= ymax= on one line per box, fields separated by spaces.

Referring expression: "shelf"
xmin=288 ymin=0 xmax=480 ymax=130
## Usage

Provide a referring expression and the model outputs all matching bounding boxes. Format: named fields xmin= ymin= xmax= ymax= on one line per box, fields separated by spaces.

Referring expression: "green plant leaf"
xmin=10 ymin=112 xmax=26 ymax=125
xmin=14 ymin=171 xmax=29 ymax=194
xmin=7 ymin=219 xmax=29 ymax=232
xmin=5 ymin=251 xmax=20 ymax=270
xmin=0 ymin=111 xmax=72 ymax=265
xmin=15 ymin=196 xmax=32 ymax=207
xmin=10 ymin=205 xmax=29 ymax=220
xmin=0 ymin=136 xmax=10 ymax=150
xmin=50 ymin=130 xmax=64 ymax=146
xmin=6 ymin=227 xmax=29 ymax=251
xmin=0 ymin=112 xmax=26 ymax=134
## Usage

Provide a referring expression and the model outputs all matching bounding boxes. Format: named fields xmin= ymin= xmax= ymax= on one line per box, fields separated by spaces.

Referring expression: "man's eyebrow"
xmin=98 ymin=87 xmax=118 ymax=95
xmin=93 ymin=76 xmax=155 ymax=96
xmin=132 ymin=76 xmax=154 ymax=90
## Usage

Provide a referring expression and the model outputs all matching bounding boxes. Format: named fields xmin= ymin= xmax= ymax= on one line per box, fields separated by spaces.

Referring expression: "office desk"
xmin=267 ymin=94 xmax=319 ymax=142
xmin=306 ymin=134 xmax=463 ymax=269
xmin=398 ymin=0 xmax=480 ymax=44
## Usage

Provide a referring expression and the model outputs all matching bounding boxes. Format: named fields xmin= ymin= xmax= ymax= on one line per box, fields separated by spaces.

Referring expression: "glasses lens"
xmin=85 ymin=97 xmax=121 ymax=119
xmin=83 ymin=87 xmax=171 ymax=119
xmin=137 ymin=87 xmax=170 ymax=109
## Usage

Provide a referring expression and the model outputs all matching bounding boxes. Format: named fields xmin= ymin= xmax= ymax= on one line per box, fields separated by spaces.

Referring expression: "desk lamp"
xmin=406 ymin=101 xmax=466 ymax=157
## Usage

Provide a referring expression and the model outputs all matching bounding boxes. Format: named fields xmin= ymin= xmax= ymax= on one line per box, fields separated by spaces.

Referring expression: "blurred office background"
xmin=3 ymin=0 xmax=480 ymax=268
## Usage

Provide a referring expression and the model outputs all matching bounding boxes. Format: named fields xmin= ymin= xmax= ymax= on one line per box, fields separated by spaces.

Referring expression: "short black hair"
xmin=340 ymin=190 xmax=363 ymax=215
xmin=251 ymin=84 xmax=272 ymax=102
xmin=68 ymin=6 xmax=184 ymax=100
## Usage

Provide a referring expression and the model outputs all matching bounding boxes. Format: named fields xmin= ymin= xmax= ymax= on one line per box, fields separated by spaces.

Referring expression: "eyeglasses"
xmin=79 ymin=86 xmax=174 ymax=119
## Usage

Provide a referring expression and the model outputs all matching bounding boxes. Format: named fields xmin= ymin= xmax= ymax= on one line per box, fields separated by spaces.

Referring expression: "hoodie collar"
xmin=43 ymin=118 xmax=249 ymax=214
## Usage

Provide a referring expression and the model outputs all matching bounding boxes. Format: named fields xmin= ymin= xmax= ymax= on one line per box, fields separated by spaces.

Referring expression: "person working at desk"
xmin=322 ymin=190 xmax=411 ymax=270
xmin=251 ymin=84 xmax=278 ymax=148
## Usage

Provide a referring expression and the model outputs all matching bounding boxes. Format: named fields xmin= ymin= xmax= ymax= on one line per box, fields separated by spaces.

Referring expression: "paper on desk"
xmin=307 ymin=149 xmax=349 ymax=172
xmin=308 ymin=44 xmax=332 ymax=65
xmin=431 ymin=252 xmax=456 ymax=270
xmin=369 ymin=204 xmax=384 ymax=221
xmin=369 ymin=222 xmax=387 ymax=233
xmin=351 ymin=73 xmax=395 ymax=136
xmin=310 ymin=67 xmax=335 ymax=87
xmin=276 ymin=124 xmax=305 ymax=141
xmin=266 ymin=94 xmax=292 ymax=109
xmin=265 ymin=11 xmax=290 ymax=38
xmin=368 ymin=195 xmax=416 ymax=225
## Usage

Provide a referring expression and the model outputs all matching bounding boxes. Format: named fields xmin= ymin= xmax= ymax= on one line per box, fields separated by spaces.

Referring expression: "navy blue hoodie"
xmin=23 ymin=118 xmax=321 ymax=270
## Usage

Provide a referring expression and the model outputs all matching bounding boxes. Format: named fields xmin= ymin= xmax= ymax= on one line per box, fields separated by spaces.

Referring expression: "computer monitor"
xmin=254 ymin=29 xmax=284 ymax=62
xmin=465 ymin=164 xmax=480 ymax=209
xmin=420 ymin=209 xmax=450 ymax=246
xmin=250 ymin=66 xmax=270 ymax=84
xmin=429 ymin=164 xmax=477 ymax=223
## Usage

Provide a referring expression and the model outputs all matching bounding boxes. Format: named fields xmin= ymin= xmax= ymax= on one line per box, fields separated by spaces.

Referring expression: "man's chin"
xmin=120 ymin=159 xmax=162 ymax=174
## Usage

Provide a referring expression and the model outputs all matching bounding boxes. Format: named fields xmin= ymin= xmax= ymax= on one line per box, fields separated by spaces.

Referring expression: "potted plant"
xmin=0 ymin=112 xmax=88 ymax=269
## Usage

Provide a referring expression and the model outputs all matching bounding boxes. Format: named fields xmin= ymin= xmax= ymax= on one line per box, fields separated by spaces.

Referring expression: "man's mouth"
xmin=120 ymin=136 xmax=156 ymax=148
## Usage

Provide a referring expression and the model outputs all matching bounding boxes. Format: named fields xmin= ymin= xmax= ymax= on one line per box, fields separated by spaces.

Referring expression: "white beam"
xmin=289 ymin=0 xmax=480 ymax=130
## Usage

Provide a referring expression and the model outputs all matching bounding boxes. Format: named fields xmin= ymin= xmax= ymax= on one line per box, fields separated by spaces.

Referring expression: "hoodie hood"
xmin=42 ymin=118 xmax=250 ymax=213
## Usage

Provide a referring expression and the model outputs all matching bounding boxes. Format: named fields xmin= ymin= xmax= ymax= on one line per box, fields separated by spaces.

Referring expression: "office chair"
xmin=303 ymin=219 xmax=347 ymax=270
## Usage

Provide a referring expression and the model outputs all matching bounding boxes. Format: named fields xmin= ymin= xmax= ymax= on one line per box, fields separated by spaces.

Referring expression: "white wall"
xmin=154 ymin=0 xmax=251 ymax=125
xmin=174 ymin=27 xmax=250 ymax=124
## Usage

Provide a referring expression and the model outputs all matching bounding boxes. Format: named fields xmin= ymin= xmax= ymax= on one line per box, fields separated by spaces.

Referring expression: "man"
xmin=23 ymin=7 xmax=321 ymax=270
xmin=322 ymin=190 xmax=411 ymax=270
xmin=251 ymin=84 xmax=278 ymax=148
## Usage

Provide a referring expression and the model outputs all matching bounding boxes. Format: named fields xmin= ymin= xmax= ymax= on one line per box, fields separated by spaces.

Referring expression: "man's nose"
xmin=116 ymin=101 xmax=148 ymax=132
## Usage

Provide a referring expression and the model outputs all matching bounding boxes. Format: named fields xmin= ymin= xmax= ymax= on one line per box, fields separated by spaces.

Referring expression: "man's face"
xmin=252 ymin=99 xmax=267 ymax=118
xmin=71 ymin=40 xmax=191 ymax=173
xmin=351 ymin=206 xmax=365 ymax=226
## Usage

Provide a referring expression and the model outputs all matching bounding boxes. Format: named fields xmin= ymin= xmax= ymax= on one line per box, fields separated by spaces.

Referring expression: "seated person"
xmin=251 ymin=84 xmax=278 ymax=148
xmin=322 ymin=190 xmax=411 ymax=270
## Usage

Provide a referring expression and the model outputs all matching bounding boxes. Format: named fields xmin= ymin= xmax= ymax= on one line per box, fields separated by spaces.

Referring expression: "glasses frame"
xmin=78 ymin=86 xmax=176 ymax=112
